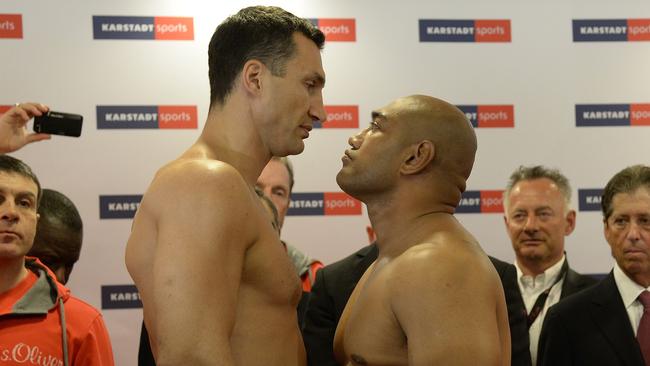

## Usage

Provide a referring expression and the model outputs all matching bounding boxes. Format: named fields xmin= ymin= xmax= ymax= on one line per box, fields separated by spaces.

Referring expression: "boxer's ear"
xmin=400 ymin=140 xmax=434 ymax=175
xmin=241 ymin=59 xmax=266 ymax=96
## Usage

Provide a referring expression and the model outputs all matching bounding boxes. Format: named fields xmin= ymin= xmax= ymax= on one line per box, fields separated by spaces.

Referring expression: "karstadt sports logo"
xmin=93 ymin=16 xmax=194 ymax=40
xmin=456 ymin=190 xmax=504 ymax=213
xmin=100 ymin=195 xmax=142 ymax=219
xmin=309 ymin=18 xmax=356 ymax=42
xmin=419 ymin=19 xmax=511 ymax=42
xmin=102 ymin=285 xmax=142 ymax=309
xmin=0 ymin=14 xmax=22 ymax=39
xmin=457 ymin=105 xmax=514 ymax=128
xmin=314 ymin=105 xmax=359 ymax=128
xmin=288 ymin=192 xmax=362 ymax=216
xmin=573 ymin=19 xmax=650 ymax=42
xmin=576 ymin=104 xmax=650 ymax=126
xmin=97 ymin=105 xmax=198 ymax=129
xmin=578 ymin=189 xmax=603 ymax=211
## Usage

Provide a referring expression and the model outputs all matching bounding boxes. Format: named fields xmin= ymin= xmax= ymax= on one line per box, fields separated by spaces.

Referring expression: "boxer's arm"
xmin=390 ymin=246 xmax=503 ymax=366
xmin=151 ymin=163 xmax=255 ymax=366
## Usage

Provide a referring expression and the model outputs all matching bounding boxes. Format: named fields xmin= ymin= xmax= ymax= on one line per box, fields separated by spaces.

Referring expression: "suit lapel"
xmin=590 ymin=273 xmax=645 ymax=366
xmin=561 ymin=268 xmax=583 ymax=298
xmin=498 ymin=262 xmax=533 ymax=365
xmin=354 ymin=245 xmax=377 ymax=274
xmin=348 ymin=244 xmax=378 ymax=295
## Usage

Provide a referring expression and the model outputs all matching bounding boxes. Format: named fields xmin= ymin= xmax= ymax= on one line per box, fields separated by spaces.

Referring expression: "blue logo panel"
xmin=93 ymin=16 xmax=155 ymax=40
xmin=101 ymin=285 xmax=142 ymax=309
xmin=576 ymin=104 xmax=630 ymax=127
xmin=97 ymin=106 xmax=159 ymax=129
xmin=456 ymin=191 xmax=482 ymax=213
xmin=287 ymin=193 xmax=325 ymax=216
xmin=573 ymin=19 xmax=627 ymax=42
xmin=578 ymin=189 xmax=604 ymax=211
xmin=419 ymin=20 xmax=475 ymax=42
xmin=457 ymin=105 xmax=478 ymax=127
xmin=100 ymin=195 xmax=142 ymax=219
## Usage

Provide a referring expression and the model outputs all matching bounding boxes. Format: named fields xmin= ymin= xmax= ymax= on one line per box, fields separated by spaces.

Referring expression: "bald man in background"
xmin=333 ymin=95 xmax=510 ymax=365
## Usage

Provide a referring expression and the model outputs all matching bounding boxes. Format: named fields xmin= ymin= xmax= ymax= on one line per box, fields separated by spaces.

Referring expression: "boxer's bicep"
xmin=152 ymin=164 xmax=255 ymax=365
xmin=390 ymin=248 xmax=500 ymax=366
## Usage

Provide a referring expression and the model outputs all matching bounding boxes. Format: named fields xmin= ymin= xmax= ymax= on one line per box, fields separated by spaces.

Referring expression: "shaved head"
xmin=385 ymin=95 xmax=476 ymax=182
xmin=337 ymin=94 xmax=477 ymax=203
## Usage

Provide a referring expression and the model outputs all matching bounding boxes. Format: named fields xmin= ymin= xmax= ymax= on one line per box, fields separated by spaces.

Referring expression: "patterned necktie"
xmin=637 ymin=291 xmax=650 ymax=365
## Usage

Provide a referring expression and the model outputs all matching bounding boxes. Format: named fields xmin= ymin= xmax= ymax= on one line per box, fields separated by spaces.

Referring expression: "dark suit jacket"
xmin=302 ymin=244 xmax=378 ymax=366
xmin=139 ymin=323 xmax=156 ymax=366
xmin=538 ymin=272 xmax=645 ymax=366
xmin=301 ymin=244 xmax=549 ymax=366
xmin=491 ymin=256 xmax=531 ymax=366
xmin=495 ymin=258 xmax=598 ymax=366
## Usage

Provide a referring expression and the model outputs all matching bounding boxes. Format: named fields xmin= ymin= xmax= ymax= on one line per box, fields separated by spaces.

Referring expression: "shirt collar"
xmin=516 ymin=255 xmax=566 ymax=290
xmin=613 ymin=261 xmax=648 ymax=309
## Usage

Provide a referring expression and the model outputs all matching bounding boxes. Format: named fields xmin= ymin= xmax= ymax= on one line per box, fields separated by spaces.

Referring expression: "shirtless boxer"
xmin=125 ymin=6 xmax=325 ymax=366
xmin=333 ymin=95 xmax=511 ymax=366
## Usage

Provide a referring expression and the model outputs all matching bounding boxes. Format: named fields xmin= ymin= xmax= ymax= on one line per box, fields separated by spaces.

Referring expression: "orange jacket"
xmin=0 ymin=257 xmax=114 ymax=366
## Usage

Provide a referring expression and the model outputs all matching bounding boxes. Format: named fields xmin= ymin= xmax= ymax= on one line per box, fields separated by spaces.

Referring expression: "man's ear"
xmin=240 ymin=59 xmax=265 ymax=96
xmin=564 ymin=209 xmax=577 ymax=236
xmin=400 ymin=140 xmax=435 ymax=175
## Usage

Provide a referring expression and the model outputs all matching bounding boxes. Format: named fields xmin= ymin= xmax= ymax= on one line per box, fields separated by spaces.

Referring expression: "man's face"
xmin=504 ymin=178 xmax=575 ymax=268
xmin=258 ymin=33 xmax=326 ymax=157
xmin=0 ymin=172 xmax=39 ymax=261
xmin=257 ymin=159 xmax=291 ymax=229
xmin=336 ymin=100 xmax=406 ymax=200
xmin=605 ymin=187 xmax=650 ymax=286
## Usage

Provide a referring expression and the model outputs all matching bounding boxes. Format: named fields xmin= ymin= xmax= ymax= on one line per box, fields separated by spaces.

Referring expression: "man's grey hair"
xmin=272 ymin=156 xmax=294 ymax=192
xmin=503 ymin=165 xmax=572 ymax=211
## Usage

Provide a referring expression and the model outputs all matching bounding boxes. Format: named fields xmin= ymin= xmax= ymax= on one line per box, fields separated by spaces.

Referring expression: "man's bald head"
xmin=383 ymin=95 xmax=476 ymax=182
xmin=337 ymin=95 xmax=476 ymax=203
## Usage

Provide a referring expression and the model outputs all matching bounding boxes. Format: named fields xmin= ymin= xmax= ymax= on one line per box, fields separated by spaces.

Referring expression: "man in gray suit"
xmin=503 ymin=165 xmax=597 ymax=365
xmin=538 ymin=165 xmax=650 ymax=366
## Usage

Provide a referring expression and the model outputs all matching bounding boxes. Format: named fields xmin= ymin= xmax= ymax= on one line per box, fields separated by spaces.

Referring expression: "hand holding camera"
xmin=0 ymin=102 xmax=51 ymax=153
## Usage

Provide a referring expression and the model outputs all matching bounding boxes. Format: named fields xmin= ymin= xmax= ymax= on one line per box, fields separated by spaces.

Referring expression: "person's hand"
xmin=0 ymin=102 xmax=51 ymax=153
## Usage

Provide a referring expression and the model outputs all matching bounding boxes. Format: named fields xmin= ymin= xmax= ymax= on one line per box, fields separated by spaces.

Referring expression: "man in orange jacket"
xmin=0 ymin=154 xmax=114 ymax=366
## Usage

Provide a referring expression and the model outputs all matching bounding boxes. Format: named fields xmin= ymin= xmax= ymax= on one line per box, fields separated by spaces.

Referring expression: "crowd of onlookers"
xmin=3 ymin=102 xmax=650 ymax=366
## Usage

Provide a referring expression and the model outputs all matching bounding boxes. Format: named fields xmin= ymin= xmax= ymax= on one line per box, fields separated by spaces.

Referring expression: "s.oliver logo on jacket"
xmin=1 ymin=342 xmax=63 ymax=365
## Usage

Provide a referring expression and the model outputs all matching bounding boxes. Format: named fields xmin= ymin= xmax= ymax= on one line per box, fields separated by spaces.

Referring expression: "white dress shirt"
xmin=515 ymin=255 xmax=566 ymax=365
xmin=613 ymin=262 xmax=650 ymax=335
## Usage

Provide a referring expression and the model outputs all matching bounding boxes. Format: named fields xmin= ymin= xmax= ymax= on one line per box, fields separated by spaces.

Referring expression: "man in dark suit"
xmin=496 ymin=250 xmax=596 ymax=366
xmin=503 ymin=165 xmax=597 ymax=365
xmin=302 ymin=244 xmax=377 ymax=366
xmin=302 ymin=242 xmax=526 ymax=365
xmin=538 ymin=165 xmax=650 ymax=366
